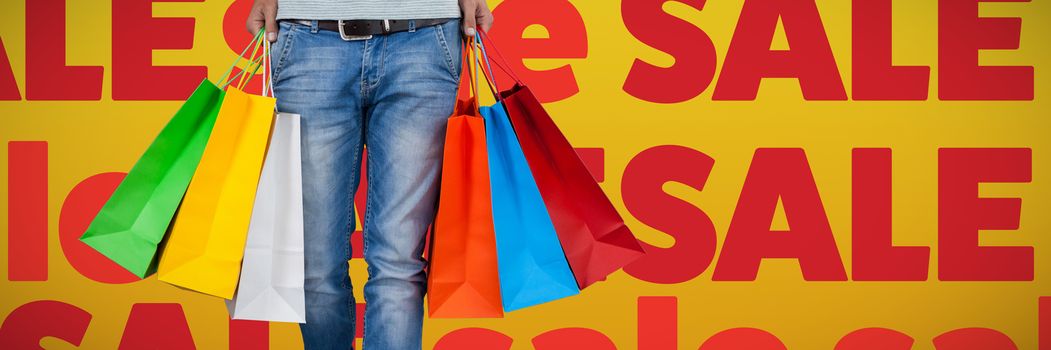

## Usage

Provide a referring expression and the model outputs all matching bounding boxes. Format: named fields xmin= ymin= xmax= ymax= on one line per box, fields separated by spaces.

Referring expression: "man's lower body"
xmin=270 ymin=18 xmax=463 ymax=350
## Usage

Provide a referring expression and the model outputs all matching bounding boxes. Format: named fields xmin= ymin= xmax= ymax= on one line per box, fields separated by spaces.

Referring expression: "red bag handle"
xmin=469 ymin=36 xmax=501 ymax=100
xmin=476 ymin=29 xmax=524 ymax=86
xmin=473 ymin=35 xmax=502 ymax=101
xmin=454 ymin=36 xmax=482 ymax=116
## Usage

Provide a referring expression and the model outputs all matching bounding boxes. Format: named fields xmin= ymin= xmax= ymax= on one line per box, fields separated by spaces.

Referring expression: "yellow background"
xmin=1 ymin=0 xmax=1049 ymax=349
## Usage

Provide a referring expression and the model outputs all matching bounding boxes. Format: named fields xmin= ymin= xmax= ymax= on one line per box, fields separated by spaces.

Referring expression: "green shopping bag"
xmin=80 ymin=31 xmax=266 ymax=278
xmin=79 ymin=80 xmax=225 ymax=278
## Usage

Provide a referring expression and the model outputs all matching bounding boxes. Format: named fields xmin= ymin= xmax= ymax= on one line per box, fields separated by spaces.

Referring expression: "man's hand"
xmin=247 ymin=0 xmax=278 ymax=42
xmin=459 ymin=0 xmax=494 ymax=37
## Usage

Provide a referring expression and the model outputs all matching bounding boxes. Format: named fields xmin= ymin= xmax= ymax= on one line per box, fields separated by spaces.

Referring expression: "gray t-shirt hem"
xmin=277 ymin=0 xmax=462 ymax=20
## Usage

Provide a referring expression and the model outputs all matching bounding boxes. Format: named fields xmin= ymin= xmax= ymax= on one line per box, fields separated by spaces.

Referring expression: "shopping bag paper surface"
xmin=427 ymin=41 xmax=504 ymax=318
xmin=80 ymin=79 xmax=224 ymax=278
xmin=226 ymin=112 xmax=305 ymax=322
xmin=483 ymin=102 xmax=579 ymax=311
xmin=501 ymin=84 xmax=645 ymax=288
xmin=157 ymin=86 xmax=276 ymax=299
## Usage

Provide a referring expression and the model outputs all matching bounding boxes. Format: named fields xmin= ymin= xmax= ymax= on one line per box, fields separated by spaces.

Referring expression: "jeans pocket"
xmin=432 ymin=20 xmax=463 ymax=81
xmin=271 ymin=21 xmax=298 ymax=83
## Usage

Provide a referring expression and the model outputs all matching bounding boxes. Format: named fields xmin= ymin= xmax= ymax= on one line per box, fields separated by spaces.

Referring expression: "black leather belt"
xmin=288 ymin=18 xmax=456 ymax=40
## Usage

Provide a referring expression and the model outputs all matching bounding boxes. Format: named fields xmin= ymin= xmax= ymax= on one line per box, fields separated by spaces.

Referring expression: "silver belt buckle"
xmin=338 ymin=19 xmax=373 ymax=41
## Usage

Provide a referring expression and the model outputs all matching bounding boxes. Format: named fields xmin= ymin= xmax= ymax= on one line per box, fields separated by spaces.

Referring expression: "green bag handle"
xmin=217 ymin=29 xmax=267 ymax=89
xmin=232 ymin=35 xmax=267 ymax=90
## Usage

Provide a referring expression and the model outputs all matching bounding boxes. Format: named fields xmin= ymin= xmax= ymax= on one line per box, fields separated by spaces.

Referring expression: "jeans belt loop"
xmin=310 ymin=20 xmax=319 ymax=33
xmin=408 ymin=20 xmax=416 ymax=33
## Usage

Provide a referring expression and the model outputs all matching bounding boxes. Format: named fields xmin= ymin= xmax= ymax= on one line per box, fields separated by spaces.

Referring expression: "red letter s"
xmin=622 ymin=146 xmax=718 ymax=284
xmin=622 ymin=0 xmax=718 ymax=103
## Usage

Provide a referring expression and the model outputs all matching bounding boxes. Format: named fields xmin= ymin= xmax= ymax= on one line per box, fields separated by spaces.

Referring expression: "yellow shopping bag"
xmin=157 ymin=36 xmax=277 ymax=299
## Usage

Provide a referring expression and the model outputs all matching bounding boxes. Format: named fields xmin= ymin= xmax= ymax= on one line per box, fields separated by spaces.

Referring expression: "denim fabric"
xmin=270 ymin=18 xmax=463 ymax=350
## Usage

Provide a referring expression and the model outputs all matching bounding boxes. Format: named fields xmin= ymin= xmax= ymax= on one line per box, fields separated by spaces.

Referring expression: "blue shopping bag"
xmin=482 ymin=101 xmax=580 ymax=312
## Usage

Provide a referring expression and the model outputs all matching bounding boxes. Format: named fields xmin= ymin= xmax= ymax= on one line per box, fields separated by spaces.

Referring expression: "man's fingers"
xmin=263 ymin=7 xmax=278 ymax=42
xmin=463 ymin=18 xmax=477 ymax=36
xmin=462 ymin=2 xmax=478 ymax=36
xmin=246 ymin=10 xmax=262 ymax=34
xmin=478 ymin=10 xmax=494 ymax=33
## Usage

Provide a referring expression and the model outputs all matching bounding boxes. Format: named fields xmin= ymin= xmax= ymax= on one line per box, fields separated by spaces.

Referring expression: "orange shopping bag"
xmin=426 ymin=38 xmax=503 ymax=318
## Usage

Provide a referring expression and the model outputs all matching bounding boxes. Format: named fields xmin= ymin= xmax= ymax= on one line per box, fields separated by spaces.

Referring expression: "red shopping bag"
xmin=426 ymin=38 xmax=503 ymax=318
xmin=478 ymin=32 xmax=645 ymax=289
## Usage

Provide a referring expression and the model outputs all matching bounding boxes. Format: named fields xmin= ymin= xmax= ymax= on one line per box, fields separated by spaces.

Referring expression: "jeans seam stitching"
xmin=272 ymin=24 xmax=297 ymax=82
xmin=360 ymin=40 xmax=371 ymax=102
xmin=373 ymin=36 xmax=388 ymax=91
xmin=433 ymin=23 xmax=458 ymax=81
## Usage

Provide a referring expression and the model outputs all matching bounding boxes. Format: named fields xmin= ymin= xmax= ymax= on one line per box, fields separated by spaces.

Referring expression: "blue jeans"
xmin=270 ymin=18 xmax=463 ymax=350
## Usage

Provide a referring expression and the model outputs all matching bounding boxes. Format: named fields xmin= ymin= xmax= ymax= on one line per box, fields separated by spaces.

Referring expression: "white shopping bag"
xmin=226 ymin=112 xmax=305 ymax=323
